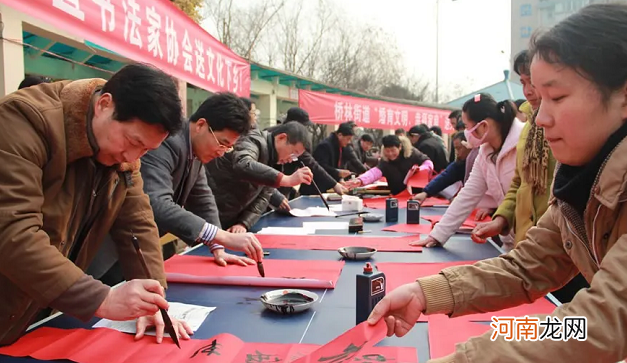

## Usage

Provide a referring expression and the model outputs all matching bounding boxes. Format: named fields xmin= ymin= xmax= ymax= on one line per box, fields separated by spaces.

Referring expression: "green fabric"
xmin=493 ymin=121 xmax=557 ymax=245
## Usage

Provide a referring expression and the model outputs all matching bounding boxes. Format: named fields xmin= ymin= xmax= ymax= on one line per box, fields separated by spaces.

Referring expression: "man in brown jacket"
xmin=0 ymin=64 xmax=192 ymax=346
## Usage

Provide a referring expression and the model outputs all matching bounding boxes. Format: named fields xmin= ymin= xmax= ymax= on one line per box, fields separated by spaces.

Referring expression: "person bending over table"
xmin=0 ymin=64 xmax=191 ymax=346
xmin=265 ymin=107 xmax=346 ymax=202
xmin=412 ymin=132 xmax=479 ymax=203
xmin=300 ymin=122 xmax=356 ymax=195
xmin=411 ymin=93 xmax=524 ymax=251
xmin=344 ymin=135 xmax=433 ymax=195
xmin=368 ymin=4 xmax=627 ymax=362
xmin=206 ymin=122 xmax=311 ymax=231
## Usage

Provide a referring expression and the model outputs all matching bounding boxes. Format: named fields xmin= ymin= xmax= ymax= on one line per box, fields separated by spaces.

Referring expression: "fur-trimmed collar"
xmin=60 ymin=78 xmax=140 ymax=172
xmin=381 ymin=136 xmax=413 ymax=162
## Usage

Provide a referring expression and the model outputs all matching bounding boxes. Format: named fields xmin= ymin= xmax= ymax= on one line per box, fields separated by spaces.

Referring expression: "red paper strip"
xmin=406 ymin=169 xmax=430 ymax=188
xmin=462 ymin=298 xmax=557 ymax=322
xmin=256 ymin=234 xmax=423 ymax=252
xmin=0 ymin=325 xmax=418 ymax=363
xmin=363 ymin=190 xmax=412 ymax=209
xmin=421 ymin=197 xmax=450 ymax=207
xmin=427 ymin=316 xmax=491 ymax=359
xmin=422 ymin=209 xmax=492 ymax=229
xmin=164 ymin=255 xmax=344 ymax=288
xmin=382 ymin=223 xmax=433 ymax=234
xmin=377 ymin=261 xmax=476 ymax=322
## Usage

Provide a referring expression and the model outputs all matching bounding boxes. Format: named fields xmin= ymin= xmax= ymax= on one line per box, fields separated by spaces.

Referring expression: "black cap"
xmin=408 ymin=125 xmax=429 ymax=136
xmin=286 ymin=107 xmax=313 ymax=126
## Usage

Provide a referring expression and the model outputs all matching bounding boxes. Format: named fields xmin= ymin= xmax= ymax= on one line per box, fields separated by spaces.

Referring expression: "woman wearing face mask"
xmin=344 ymin=135 xmax=433 ymax=195
xmin=368 ymin=4 xmax=627 ymax=362
xmin=411 ymin=93 xmax=524 ymax=251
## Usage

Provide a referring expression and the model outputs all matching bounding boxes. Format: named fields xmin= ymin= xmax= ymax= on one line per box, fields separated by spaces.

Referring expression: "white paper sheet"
xmin=302 ymin=221 xmax=349 ymax=230
xmin=92 ymin=302 xmax=215 ymax=336
xmin=329 ymin=204 xmax=343 ymax=212
xmin=289 ymin=206 xmax=337 ymax=217
xmin=257 ymin=227 xmax=316 ymax=235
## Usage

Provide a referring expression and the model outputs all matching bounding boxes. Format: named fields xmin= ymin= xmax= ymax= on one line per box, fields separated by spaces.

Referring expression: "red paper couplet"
xmin=256 ymin=234 xmax=423 ymax=252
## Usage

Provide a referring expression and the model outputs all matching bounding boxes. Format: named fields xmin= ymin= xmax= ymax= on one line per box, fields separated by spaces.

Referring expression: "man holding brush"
xmin=206 ymin=122 xmax=312 ymax=231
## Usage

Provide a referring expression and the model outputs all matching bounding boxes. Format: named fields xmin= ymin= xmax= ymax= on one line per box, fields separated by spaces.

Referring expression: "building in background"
xmin=511 ymin=0 xmax=624 ymax=76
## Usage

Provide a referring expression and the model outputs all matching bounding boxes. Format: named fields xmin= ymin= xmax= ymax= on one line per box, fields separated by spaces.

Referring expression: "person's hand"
xmin=226 ymin=224 xmax=247 ymax=233
xmin=95 ymin=280 xmax=167 ymax=321
xmin=333 ymin=183 xmax=348 ymax=195
xmin=367 ymin=282 xmax=426 ymax=337
xmin=474 ymin=208 xmax=492 ymax=221
xmin=343 ymin=178 xmax=363 ymax=189
xmin=278 ymin=198 xmax=291 ymax=211
xmin=411 ymin=192 xmax=427 ymax=203
xmin=338 ymin=169 xmax=352 ymax=178
xmin=214 ymin=230 xmax=264 ymax=262
xmin=212 ymin=248 xmax=255 ymax=267
xmin=281 ymin=167 xmax=313 ymax=187
xmin=472 ymin=216 xmax=507 ymax=240
xmin=409 ymin=236 xmax=441 ymax=248
xmin=135 ymin=313 xmax=193 ymax=344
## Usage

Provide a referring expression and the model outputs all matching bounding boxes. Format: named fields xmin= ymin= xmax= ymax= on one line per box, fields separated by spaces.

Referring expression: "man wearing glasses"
xmin=140 ymin=92 xmax=264 ymax=266
xmin=206 ymin=122 xmax=311 ymax=232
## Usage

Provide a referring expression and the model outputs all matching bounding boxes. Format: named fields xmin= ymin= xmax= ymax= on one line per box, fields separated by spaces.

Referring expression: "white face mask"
xmin=463 ymin=120 xmax=489 ymax=149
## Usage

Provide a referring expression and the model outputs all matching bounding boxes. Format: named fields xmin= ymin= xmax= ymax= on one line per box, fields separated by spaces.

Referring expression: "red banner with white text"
xmin=299 ymin=89 xmax=454 ymax=133
xmin=2 ymin=0 xmax=250 ymax=96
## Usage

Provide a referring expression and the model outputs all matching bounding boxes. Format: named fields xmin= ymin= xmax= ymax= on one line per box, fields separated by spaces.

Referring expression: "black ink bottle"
xmin=385 ymin=197 xmax=398 ymax=223
xmin=406 ymin=200 xmax=421 ymax=224
xmin=356 ymin=262 xmax=386 ymax=325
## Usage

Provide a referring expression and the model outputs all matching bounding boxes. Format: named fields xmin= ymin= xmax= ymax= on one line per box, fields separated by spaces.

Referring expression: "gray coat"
xmin=86 ymin=122 xmax=221 ymax=278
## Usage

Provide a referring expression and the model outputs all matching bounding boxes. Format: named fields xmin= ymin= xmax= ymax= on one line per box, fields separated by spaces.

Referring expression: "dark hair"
xmin=430 ymin=126 xmax=443 ymax=137
xmin=190 ymin=92 xmax=251 ymax=135
xmin=455 ymin=119 xmax=466 ymax=131
xmin=514 ymin=99 xmax=526 ymax=109
xmin=530 ymin=4 xmax=627 ymax=103
xmin=337 ymin=122 xmax=355 ymax=136
xmin=19 ymin=75 xmax=50 ymax=89
xmin=408 ymin=124 xmax=429 ymax=136
xmin=448 ymin=110 xmax=461 ymax=120
xmin=513 ymin=50 xmax=531 ymax=76
xmin=240 ymin=97 xmax=254 ymax=111
xmin=271 ymin=121 xmax=311 ymax=150
xmin=360 ymin=134 xmax=375 ymax=143
xmin=102 ymin=63 xmax=183 ymax=135
xmin=462 ymin=93 xmax=516 ymax=163
xmin=453 ymin=131 xmax=466 ymax=142
xmin=394 ymin=128 xmax=406 ymax=136
xmin=381 ymin=135 xmax=401 ymax=148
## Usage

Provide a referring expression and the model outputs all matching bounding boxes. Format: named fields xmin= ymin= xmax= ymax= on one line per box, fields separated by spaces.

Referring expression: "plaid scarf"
xmin=522 ymin=110 xmax=550 ymax=195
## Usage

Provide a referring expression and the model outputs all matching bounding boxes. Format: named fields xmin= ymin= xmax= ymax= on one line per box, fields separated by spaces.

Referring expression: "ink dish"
xmin=260 ymin=289 xmax=319 ymax=315
xmin=338 ymin=246 xmax=377 ymax=260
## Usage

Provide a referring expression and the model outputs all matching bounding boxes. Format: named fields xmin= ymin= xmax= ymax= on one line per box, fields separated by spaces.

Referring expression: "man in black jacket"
xmin=206 ymin=122 xmax=311 ymax=231
xmin=266 ymin=107 xmax=347 ymax=201
xmin=344 ymin=133 xmax=376 ymax=173
xmin=301 ymin=122 xmax=354 ymax=195
xmin=407 ymin=124 xmax=449 ymax=172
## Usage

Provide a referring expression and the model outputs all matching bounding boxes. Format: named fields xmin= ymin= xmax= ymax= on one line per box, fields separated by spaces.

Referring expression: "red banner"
xmin=3 ymin=0 xmax=250 ymax=96
xmin=299 ymin=89 xmax=454 ymax=133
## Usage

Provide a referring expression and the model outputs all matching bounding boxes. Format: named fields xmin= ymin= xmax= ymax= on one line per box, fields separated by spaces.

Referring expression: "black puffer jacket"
xmin=205 ymin=129 xmax=278 ymax=230
xmin=379 ymin=137 xmax=430 ymax=195
xmin=414 ymin=132 xmax=448 ymax=172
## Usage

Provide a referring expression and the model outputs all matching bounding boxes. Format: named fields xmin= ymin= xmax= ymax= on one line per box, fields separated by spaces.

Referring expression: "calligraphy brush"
xmin=130 ymin=233 xmax=181 ymax=349
xmin=335 ymin=211 xmax=368 ymax=218
xmin=299 ymin=161 xmax=330 ymax=211
xmin=257 ymin=261 xmax=266 ymax=278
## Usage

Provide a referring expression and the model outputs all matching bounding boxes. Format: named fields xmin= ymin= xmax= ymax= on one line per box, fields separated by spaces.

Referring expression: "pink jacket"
xmin=430 ymin=119 xmax=525 ymax=246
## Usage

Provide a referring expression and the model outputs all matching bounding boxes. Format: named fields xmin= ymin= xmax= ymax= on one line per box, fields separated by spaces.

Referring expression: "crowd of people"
xmin=1 ymin=3 xmax=626 ymax=362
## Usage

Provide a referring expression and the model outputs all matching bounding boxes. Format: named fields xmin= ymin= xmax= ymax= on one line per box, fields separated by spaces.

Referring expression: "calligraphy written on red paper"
xmin=191 ymin=339 xmax=222 ymax=358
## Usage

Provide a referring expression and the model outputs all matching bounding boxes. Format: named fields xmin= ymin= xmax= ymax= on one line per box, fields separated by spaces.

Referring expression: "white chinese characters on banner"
xmin=122 ymin=0 xmax=142 ymax=49
xmin=206 ymin=47 xmax=216 ymax=83
xmin=54 ymin=0 xmax=85 ymax=21
xmin=401 ymin=110 xmax=409 ymax=127
xmin=353 ymin=104 xmax=362 ymax=122
xmin=344 ymin=103 xmax=353 ymax=121
xmin=181 ymin=29 xmax=193 ymax=73
xmin=362 ymin=105 xmax=370 ymax=124
xmin=194 ymin=40 xmax=205 ymax=79
xmin=334 ymin=102 xmax=344 ymax=121
xmin=216 ymin=53 xmax=225 ymax=87
xmin=146 ymin=6 xmax=163 ymax=59
xmin=379 ymin=107 xmax=386 ymax=125
xmin=92 ymin=0 xmax=115 ymax=32
xmin=165 ymin=16 xmax=179 ymax=65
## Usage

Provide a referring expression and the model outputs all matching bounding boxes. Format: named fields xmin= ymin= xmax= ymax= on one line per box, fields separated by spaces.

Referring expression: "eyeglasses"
xmin=209 ymin=126 xmax=234 ymax=153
